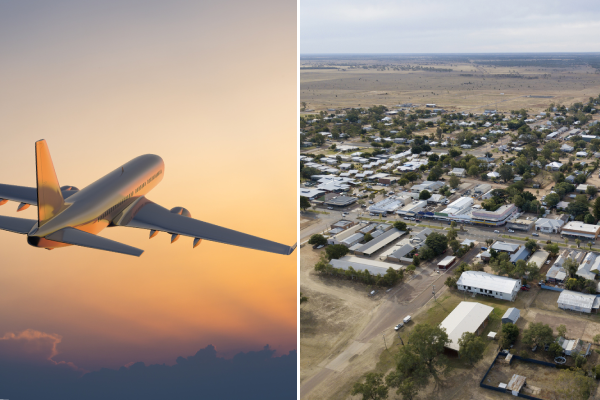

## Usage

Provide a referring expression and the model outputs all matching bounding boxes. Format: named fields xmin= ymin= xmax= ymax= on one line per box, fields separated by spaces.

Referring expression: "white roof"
xmin=440 ymin=302 xmax=494 ymax=351
xmin=563 ymin=221 xmax=600 ymax=235
xmin=558 ymin=290 xmax=596 ymax=310
xmin=528 ymin=251 xmax=549 ymax=269
xmin=457 ymin=271 xmax=520 ymax=295
xmin=331 ymin=256 xmax=401 ymax=276
xmin=535 ymin=218 xmax=565 ymax=229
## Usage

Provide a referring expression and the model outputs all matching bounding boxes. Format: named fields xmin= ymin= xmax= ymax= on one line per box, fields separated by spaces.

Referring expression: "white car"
xmin=327 ymin=207 xmax=334 ymax=210
xmin=508 ymin=229 xmax=515 ymax=233
xmin=403 ymin=315 xmax=411 ymax=324
xmin=494 ymin=230 xmax=500 ymax=233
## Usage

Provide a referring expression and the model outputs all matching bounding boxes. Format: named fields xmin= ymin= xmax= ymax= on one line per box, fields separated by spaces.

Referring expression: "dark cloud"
xmin=0 ymin=330 xmax=296 ymax=400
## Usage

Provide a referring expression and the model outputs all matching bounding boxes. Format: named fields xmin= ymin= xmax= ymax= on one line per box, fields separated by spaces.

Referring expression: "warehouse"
xmin=324 ymin=196 xmax=357 ymax=208
xmin=353 ymin=228 xmax=405 ymax=257
xmin=440 ymin=302 xmax=494 ymax=352
xmin=457 ymin=271 xmax=521 ymax=301
xmin=369 ymin=198 xmax=404 ymax=214
xmin=557 ymin=290 xmax=599 ymax=314
xmin=330 ymin=256 xmax=402 ymax=277
xmin=562 ymin=221 xmax=600 ymax=239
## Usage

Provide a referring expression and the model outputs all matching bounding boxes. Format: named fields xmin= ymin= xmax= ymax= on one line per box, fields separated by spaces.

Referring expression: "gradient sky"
xmin=0 ymin=0 xmax=296 ymax=374
xmin=301 ymin=0 xmax=600 ymax=53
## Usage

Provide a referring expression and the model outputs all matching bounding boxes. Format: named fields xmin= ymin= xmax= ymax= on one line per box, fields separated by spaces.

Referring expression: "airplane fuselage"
xmin=27 ymin=154 xmax=164 ymax=249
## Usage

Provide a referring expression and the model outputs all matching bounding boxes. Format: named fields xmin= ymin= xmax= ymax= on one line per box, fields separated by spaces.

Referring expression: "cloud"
xmin=0 ymin=330 xmax=296 ymax=400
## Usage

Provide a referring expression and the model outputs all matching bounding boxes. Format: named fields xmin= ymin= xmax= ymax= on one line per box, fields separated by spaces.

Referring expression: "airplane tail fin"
xmin=35 ymin=140 xmax=65 ymax=227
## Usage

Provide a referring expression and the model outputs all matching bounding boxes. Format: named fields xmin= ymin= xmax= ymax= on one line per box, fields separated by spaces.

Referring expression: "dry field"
xmin=301 ymin=58 xmax=600 ymax=113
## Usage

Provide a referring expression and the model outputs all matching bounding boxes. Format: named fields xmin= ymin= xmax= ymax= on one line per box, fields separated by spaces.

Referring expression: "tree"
xmin=425 ymin=232 xmax=448 ymax=255
xmin=448 ymin=174 xmax=461 ymax=189
xmin=485 ymin=238 xmax=494 ymax=248
xmin=445 ymin=276 xmax=458 ymax=288
xmin=567 ymin=194 xmax=590 ymax=217
xmin=413 ymin=255 xmax=421 ymax=266
xmin=449 ymin=239 xmax=460 ymax=253
xmin=325 ymin=244 xmax=349 ymax=260
xmin=593 ymin=333 xmax=600 ymax=345
xmin=447 ymin=228 xmax=458 ymax=241
xmin=308 ymin=234 xmax=327 ymax=246
xmin=300 ymin=196 xmax=311 ymax=211
xmin=458 ymin=332 xmax=486 ymax=366
xmin=593 ymin=197 xmax=600 ymax=221
xmin=544 ymin=243 xmax=560 ymax=257
xmin=300 ymin=292 xmax=308 ymax=304
xmin=525 ymin=239 xmax=538 ymax=253
xmin=364 ymin=233 xmax=374 ymax=243
xmin=554 ymin=369 xmax=595 ymax=400
xmin=522 ymin=322 xmax=554 ymax=347
xmin=498 ymin=164 xmax=514 ymax=182
xmin=587 ymin=185 xmax=598 ymax=196
xmin=564 ymin=257 xmax=579 ymax=277
xmin=585 ymin=214 xmax=596 ymax=224
xmin=501 ymin=323 xmax=519 ymax=348
xmin=394 ymin=221 xmax=407 ymax=231
xmin=351 ymin=372 xmax=389 ymax=400
xmin=557 ymin=324 xmax=567 ymax=338
xmin=544 ymin=193 xmax=560 ymax=208
xmin=576 ymin=238 xmax=581 ymax=248
xmin=419 ymin=190 xmax=431 ymax=200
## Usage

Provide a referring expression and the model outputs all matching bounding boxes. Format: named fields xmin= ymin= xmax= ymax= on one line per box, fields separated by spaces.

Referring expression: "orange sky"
xmin=0 ymin=0 xmax=296 ymax=370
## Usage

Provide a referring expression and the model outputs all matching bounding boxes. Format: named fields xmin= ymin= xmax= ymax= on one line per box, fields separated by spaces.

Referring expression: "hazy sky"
xmin=0 ymin=0 xmax=296 ymax=392
xmin=301 ymin=0 xmax=600 ymax=54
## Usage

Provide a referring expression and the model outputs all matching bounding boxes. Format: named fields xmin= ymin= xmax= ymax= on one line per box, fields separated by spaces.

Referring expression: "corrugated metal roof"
xmin=502 ymin=307 xmax=520 ymax=323
xmin=558 ymin=290 xmax=596 ymax=310
xmin=457 ymin=271 xmax=520 ymax=294
xmin=440 ymin=302 xmax=493 ymax=351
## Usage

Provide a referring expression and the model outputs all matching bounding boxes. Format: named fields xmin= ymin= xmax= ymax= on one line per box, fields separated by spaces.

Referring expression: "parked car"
xmin=403 ymin=315 xmax=412 ymax=324
xmin=508 ymin=229 xmax=515 ymax=233
xmin=395 ymin=323 xmax=404 ymax=331
xmin=522 ymin=284 xmax=531 ymax=289
xmin=532 ymin=232 xmax=539 ymax=236
xmin=545 ymin=260 xmax=550 ymax=264
xmin=403 ymin=216 xmax=409 ymax=220
xmin=415 ymin=219 xmax=421 ymax=223
xmin=342 ymin=212 xmax=348 ymax=216
xmin=494 ymin=230 xmax=500 ymax=233
xmin=327 ymin=207 xmax=333 ymax=210
xmin=521 ymin=286 xmax=530 ymax=291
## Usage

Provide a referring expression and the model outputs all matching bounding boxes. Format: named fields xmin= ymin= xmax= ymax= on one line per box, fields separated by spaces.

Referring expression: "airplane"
xmin=0 ymin=140 xmax=296 ymax=257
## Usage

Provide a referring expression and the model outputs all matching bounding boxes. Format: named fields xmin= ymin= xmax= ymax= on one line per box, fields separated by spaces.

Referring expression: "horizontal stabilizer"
xmin=0 ymin=215 xmax=37 ymax=234
xmin=0 ymin=184 xmax=38 ymax=205
xmin=46 ymin=227 xmax=144 ymax=257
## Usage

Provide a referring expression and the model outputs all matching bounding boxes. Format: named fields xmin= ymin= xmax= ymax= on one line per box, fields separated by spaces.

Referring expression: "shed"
xmin=501 ymin=308 xmax=520 ymax=324
xmin=506 ymin=374 xmax=526 ymax=396
xmin=437 ymin=256 xmax=457 ymax=270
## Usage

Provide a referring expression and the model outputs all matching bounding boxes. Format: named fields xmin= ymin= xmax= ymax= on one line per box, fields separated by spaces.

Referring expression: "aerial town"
xmin=300 ymin=56 xmax=600 ymax=400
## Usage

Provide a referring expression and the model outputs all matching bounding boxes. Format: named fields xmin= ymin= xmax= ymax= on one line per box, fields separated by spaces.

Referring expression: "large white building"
xmin=471 ymin=204 xmax=518 ymax=226
xmin=562 ymin=221 xmax=600 ymax=239
xmin=435 ymin=197 xmax=473 ymax=222
xmin=440 ymin=302 xmax=494 ymax=351
xmin=557 ymin=290 xmax=600 ymax=314
xmin=456 ymin=271 xmax=521 ymax=301
xmin=330 ymin=256 xmax=402 ymax=277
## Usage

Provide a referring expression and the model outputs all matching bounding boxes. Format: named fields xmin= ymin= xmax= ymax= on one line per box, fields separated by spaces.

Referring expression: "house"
xmin=491 ymin=242 xmax=520 ymax=254
xmin=576 ymin=252 xmax=600 ymax=281
xmin=546 ymin=264 xmax=567 ymax=283
xmin=352 ymin=228 xmax=405 ymax=258
xmin=576 ymin=151 xmax=588 ymax=157
xmin=487 ymin=171 xmax=500 ymax=179
xmin=456 ymin=271 xmax=521 ymax=301
xmin=535 ymin=218 xmax=565 ymax=233
xmin=474 ymin=184 xmax=492 ymax=194
xmin=557 ymin=290 xmax=599 ymax=314
xmin=439 ymin=302 xmax=494 ymax=352
xmin=451 ymin=168 xmax=466 ymax=177
xmin=565 ymin=175 xmax=575 ymax=184
xmin=501 ymin=307 xmax=520 ymax=324
xmin=546 ymin=162 xmax=563 ymax=171
xmin=557 ymin=336 xmax=591 ymax=356
xmin=561 ymin=144 xmax=574 ymax=152
xmin=576 ymin=184 xmax=594 ymax=193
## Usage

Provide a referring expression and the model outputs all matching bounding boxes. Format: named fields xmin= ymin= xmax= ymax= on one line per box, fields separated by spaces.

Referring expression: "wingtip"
xmin=287 ymin=243 xmax=298 ymax=255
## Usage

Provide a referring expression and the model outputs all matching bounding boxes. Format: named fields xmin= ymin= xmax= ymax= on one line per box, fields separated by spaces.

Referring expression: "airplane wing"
xmin=115 ymin=197 xmax=296 ymax=256
xmin=0 ymin=184 xmax=38 ymax=205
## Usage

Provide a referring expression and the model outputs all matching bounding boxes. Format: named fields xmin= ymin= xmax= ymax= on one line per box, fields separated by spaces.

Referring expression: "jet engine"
xmin=169 ymin=207 xmax=191 ymax=243
xmin=60 ymin=186 xmax=80 ymax=200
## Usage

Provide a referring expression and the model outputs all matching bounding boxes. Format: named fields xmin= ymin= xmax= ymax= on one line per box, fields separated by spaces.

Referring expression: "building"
xmin=507 ymin=218 xmax=534 ymax=232
xmin=451 ymin=168 xmax=466 ymax=177
xmin=535 ymin=217 xmax=565 ymax=233
xmin=330 ymin=256 xmax=402 ymax=277
xmin=471 ymin=204 xmax=518 ymax=226
xmin=546 ymin=264 xmax=567 ymax=283
xmin=435 ymin=197 xmax=473 ymax=222
xmin=456 ymin=271 xmax=521 ymax=301
xmin=324 ymin=196 xmax=357 ymax=208
xmin=528 ymin=250 xmax=549 ymax=269
xmin=576 ymin=252 xmax=600 ymax=281
xmin=299 ymin=188 xmax=326 ymax=200
xmin=557 ymin=336 xmax=591 ymax=356
xmin=330 ymin=220 xmax=355 ymax=231
xmin=396 ymin=200 xmax=427 ymax=216
xmin=474 ymin=184 xmax=492 ymax=194
xmin=438 ymin=256 xmax=457 ymax=270
xmin=439 ymin=302 xmax=494 ymax=352
xmin=369 ymin=198 xmax=404 ymax=214
xmin=502 ymin=308 xmax=520 ymax=324
xmin=411 ymin=181 xmax=444 ymax=193
xmin=576 ymin=184 xmax=595 ymax=193
xmin=557 ymin=290 xmax=600 ymax=314
xmin=546 ymin=161 xmax=563 ymax=171
xmin=383 ymin=228 xmax=432 ymax=263
xmin=340 ymin=233 xmax=364 ymax=248
xmin=562 ymin=221 xmax=600 ymax=239
xmin=491 ymin=241 xmax=520 ymax=254
xmin=353 ymin=228 xmax=406 ymax=257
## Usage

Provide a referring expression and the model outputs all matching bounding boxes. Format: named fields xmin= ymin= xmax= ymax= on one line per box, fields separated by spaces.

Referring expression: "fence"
xmin=479 ymin=352 xmax=556 ymax=400
xmin=540 ymin=284 xmax=563 ymax=292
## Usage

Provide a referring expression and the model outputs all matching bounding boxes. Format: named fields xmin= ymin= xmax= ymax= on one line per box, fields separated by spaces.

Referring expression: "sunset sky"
xmin=0 ymin=0 xmax=297 ymax=379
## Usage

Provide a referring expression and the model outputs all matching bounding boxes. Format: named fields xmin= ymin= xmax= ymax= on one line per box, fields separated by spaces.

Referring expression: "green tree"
xmin=449 ymin=239 xmax=460 ymax=253
xmin=564 ymin=257 xmax=579 ymax=277
xmin=458 ymin=332 xmax=486 ymax=366
xmin=557 ymin=324 xmax=567 ymax=338
xmin=351 ymin=372 xmax=389 ymax=400
xmin=393 ymin=221 xmax=407 ymax=231
xmin=593 ymin=197 xmax=600 ymax=221
xmin=522 ymin=322 xmax=554 ymax=348
xmin=498 ymin=164 xmax=514 ymax=182
xmin=425 ymin=232 xmax=449 ymax=255
xmin=413 ymin=255 xmax=420 ymax=266
xmin=447 ymin=228 xmax=458 ymax=241
xmin=300 ymin=292 xmax=308 ymax=304
xmin=554 ymin=369 xmax=595 ymax=400
xmin=544 ymin=193 xmax=560 ymax=208
xmin=308 ymin=234 xmax=327 ymax=246
xmin=585 ymin=214 xmax=595 ymax=224
xmin=300 ymin=196 xmax=311 ymax=210
xmin=364 ymin=233 xmax=374 ymax=243
xmin=325 ymin=244 xmax=349 ymax=260
xmin=567 ymin=194 xmax=590 ymax=217
xmin=501 ymin=323 xmax=519 ymax=348
xmin=445 ymin=276 xmax=458 ymax=288
xmin=587 ymin=186 xmax=598 ymax=196
xmin=419 ymin=190 xmax=431 ymax=200
xmin=544 ymin=243 xmax=560 ymax=257
xmin=525 ymin=239 xmax=538 ymax=253
xmin=448 ymin=174 xmax=461 ymax=189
